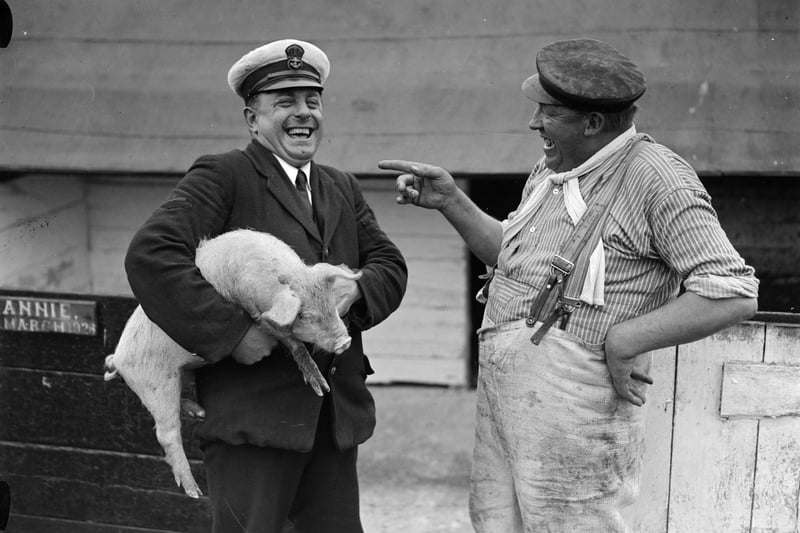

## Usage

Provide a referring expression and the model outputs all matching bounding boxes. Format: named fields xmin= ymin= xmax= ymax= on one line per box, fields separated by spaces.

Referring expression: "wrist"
xmin=439 ymin=187 xmax=466 ymax=218
xmin=606 ymin=322 xmax=634 ymax=360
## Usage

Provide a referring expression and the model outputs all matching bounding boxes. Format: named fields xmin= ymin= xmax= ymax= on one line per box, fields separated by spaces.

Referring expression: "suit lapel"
xmin=242 ymin=141 xmax=322 ymax=243
xmin=310 ymin=164 xmax=343 ymax=247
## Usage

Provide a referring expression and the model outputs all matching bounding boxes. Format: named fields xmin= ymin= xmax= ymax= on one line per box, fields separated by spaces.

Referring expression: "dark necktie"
xmin=295 ymin=169 xmax=312 ymax=211
xmin=295 ymin=168 xmax=317 ymax=229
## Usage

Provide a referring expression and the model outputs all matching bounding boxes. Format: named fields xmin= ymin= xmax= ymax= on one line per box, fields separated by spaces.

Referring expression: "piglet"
xmin=104 ymin=229 xmax=361 ymax=498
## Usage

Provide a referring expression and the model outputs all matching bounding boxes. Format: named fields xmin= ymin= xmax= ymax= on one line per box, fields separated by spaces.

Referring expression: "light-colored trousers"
xmin=469 ymin=318 xmax=647 ymax=533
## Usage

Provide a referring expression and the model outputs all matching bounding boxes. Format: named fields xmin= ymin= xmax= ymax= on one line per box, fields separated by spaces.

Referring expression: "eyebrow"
xmin=541 ymin=104 xmax=585 ymax=118
xmin=541 ymin=103 xmax=570 ymax=112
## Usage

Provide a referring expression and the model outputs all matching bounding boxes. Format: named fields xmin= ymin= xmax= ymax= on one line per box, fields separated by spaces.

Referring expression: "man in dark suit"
xmin=125 ymin=39 xmax=407 ymax=533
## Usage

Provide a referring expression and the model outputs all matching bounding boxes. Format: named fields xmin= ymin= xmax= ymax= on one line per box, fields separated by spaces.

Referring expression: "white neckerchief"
xmin=275 ymin=156 xmax=313 ymax=205
xmin=502 ymin=126 xmax=638 ymax=306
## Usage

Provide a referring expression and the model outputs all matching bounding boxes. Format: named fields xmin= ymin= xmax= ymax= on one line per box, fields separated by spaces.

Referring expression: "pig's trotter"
xmin=284 ymin=339 xmax=329 ymax=396
xmin=155 ymin=423 xmax=202 ymax=497
xmin=103 ymin=354 xmax=118 ymax=381
xmin=304 ymin=369 xmax=329 ymax=397
xmin=259 ymin=323 xmax=330 ymax=395
xmin=155 ymin=417 xmax=203 ymax=498
xmin=297 ymin=353 xmax=329 ymax=397
xmin=180 ymin=398 xmax=206 ymax=420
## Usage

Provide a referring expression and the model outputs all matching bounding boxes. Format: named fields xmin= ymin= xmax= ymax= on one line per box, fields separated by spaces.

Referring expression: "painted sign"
xmin=1 ymin=296 xmax=97 ymax=336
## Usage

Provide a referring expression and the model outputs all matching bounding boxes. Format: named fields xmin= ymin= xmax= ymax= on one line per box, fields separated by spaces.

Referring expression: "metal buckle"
xmin=550 ymin=255 xmax=574 ymax=277
xmin=556 ymin=297 xmax=581 ymax=330
xmin=560 ymin=296 xmax=583 ymax=311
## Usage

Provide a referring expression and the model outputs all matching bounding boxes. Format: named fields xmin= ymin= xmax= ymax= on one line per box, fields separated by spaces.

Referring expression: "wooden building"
xmin=1 ymin=1 xmax=799 ymax=530
xmin=2 ymin=0 xmax=798 ymax=385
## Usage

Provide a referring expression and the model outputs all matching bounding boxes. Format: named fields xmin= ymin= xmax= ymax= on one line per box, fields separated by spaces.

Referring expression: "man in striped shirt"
xmin=380 ymin=38 xmax=758 ymax=532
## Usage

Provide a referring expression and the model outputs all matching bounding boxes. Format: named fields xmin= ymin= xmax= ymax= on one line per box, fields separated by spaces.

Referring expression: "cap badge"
xmin=285 ymin=44 xmax=305 ymax=70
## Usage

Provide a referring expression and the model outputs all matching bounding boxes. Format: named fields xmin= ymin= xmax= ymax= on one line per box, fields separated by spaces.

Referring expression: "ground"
xmin=359 ymin=385 xmax=476 ymax=533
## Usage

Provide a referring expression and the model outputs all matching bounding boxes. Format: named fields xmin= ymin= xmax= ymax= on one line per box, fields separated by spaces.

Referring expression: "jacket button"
xmin=330 ymin=366 xmax=337 ymax=376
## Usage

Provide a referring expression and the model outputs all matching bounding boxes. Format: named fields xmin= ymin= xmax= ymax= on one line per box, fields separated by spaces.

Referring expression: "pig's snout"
xmin=334 ymin=336 xmax=352 ymax=354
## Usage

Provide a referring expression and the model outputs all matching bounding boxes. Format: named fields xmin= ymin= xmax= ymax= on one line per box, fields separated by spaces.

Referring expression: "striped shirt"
xmin=485 ymin=139 xmax=759 ymax=346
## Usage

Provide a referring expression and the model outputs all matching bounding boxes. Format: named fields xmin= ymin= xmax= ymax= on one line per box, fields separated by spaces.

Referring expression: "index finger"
xmin=381 ymin=160 xmax=446 ymax=180
xmin=378 ymin=159 xmax=423 ymax=173
xmin=631 ymin=370 xmax=654 ymax=385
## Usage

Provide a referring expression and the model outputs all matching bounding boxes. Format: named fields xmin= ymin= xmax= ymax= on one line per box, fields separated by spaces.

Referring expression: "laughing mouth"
xmin=287 ymin=127 xmax=313 ymax=139
xmin=542 ymin=137 xmax=554 ymax=150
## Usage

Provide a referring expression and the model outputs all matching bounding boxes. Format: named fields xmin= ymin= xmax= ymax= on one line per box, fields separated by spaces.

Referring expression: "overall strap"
xmin=528 ymin=138 xmax=651 ymax=344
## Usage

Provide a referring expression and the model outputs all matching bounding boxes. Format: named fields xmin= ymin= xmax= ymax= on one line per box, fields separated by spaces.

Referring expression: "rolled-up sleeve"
xmin=650 ymin=187 xmax=759 ymax=299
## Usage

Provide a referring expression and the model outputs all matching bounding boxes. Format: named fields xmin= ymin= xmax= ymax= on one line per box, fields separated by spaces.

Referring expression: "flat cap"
xmin=522 ymin=38 xmax=646 ymax=112
xmin=228 ymin=39 xmax=330 ymax=101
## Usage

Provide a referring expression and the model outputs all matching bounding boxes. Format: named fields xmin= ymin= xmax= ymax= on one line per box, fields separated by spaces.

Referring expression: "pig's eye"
xmin=297 ymin=312 xmax=312 ymax=322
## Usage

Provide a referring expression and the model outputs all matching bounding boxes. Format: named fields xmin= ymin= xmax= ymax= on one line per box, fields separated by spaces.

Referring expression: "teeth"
xmin=543 ymin=139 xmax=554 ymax=149
xmin=288 ymin=128 xmax=311 ymax=137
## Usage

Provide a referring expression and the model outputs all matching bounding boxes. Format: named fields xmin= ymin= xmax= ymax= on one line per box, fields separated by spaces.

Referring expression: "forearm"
xmin=126 ymin=220 xmax=252 ymax=362
xmin=381 ymin=159 xmax=503 ymax=265
xmin=440 ymin=187 xmax=503 ymax=266
xmin=606 ymin=291 xmax=758 ymax=358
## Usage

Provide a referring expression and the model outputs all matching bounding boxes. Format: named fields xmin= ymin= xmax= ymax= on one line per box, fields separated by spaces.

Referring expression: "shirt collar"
xmin=548 ymin=125 xmax=637 ymax=185
xmin=273 ymin=155 xmax=312 ymax=188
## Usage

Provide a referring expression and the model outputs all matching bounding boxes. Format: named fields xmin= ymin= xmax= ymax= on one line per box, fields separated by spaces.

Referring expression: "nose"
xmin=528 ymin=105 xmax=544 ymax=131
xmin=333 ymin=336 xmax=352 ymax=354
xmin=294 ymin=101 xmax=312 ymax=119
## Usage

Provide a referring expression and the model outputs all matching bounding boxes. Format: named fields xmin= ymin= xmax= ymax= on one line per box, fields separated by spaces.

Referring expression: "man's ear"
xmin=584 ymin=112 xmax=605 ymax=136
xmin=243 ymin=106 xmax=258 ymax=133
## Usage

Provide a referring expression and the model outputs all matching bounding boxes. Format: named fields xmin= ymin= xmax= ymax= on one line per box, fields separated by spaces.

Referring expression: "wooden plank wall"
xmin=1 ymin=175 xmax=469 ymax=386
xmin=1 ymin=0 xmax=798 ymax=175
xmin=0 ymin=176 xmax=92 ymax=293
xmin=85 ymin=177 xmax=173 ymax=295
xmin=357 ymin=180 xmax=469 ymax=385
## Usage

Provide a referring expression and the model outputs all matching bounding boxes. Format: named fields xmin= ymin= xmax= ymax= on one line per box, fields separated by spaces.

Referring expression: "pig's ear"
xmin=260 ymin=287 xmax=301 ymax=329
xmin=311 ymin=262 xmax=363 ymax=281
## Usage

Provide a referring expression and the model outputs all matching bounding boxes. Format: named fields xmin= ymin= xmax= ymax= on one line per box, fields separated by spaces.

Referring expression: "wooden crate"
xmin=0 ymin=289 xmax=211 ymax=532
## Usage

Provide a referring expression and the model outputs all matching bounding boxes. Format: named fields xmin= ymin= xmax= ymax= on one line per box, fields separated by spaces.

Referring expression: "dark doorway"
xmin=464 ymin=174 xmax=800 ymax=387
xmin=701 ymin=175 xmax=800 ymax=314
xmin=465 ymin=175 xmax=527 ymax=387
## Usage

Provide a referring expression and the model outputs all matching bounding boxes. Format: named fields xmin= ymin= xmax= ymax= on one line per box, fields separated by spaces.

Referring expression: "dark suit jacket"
xmin=125 ymin=140 xmax=407 ymax=451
